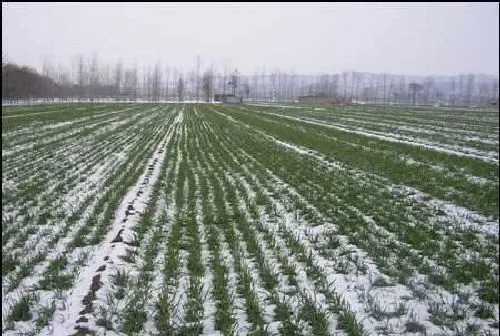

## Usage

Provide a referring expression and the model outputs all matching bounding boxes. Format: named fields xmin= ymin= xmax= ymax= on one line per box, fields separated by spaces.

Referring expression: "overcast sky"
xmin=2 ymin=2 xmax=499 ymax=77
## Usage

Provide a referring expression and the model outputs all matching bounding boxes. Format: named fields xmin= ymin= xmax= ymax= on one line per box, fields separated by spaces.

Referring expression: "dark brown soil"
xmin=79 ymin=274 xmax=102 ymax=315
xmin=76 ymin=316 xmax=88 ymax=323
xmin=110 ymin=229 xmax=124 ymax=243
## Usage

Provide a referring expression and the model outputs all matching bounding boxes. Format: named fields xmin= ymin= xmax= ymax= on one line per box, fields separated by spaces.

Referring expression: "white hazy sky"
xmin=2 ymin=2 xmax=499 ymax=76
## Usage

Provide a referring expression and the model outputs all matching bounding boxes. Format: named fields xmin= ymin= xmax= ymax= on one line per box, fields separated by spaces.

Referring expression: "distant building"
xmin=214 ymin=94 xmax=243 ymax=104
xmin=298 ymin=96 xmax=352 ymax=104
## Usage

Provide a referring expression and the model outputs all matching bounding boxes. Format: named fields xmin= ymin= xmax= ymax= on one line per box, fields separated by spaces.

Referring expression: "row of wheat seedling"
xmin=204 ymin=105 xmax=498 ymax=334
xmin=2 ymin=107 xmax=176 ymax=335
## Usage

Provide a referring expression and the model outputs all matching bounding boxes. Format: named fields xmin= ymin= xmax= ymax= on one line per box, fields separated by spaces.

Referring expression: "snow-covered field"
xmin=2 ymin=103 xmax=499 ymax=336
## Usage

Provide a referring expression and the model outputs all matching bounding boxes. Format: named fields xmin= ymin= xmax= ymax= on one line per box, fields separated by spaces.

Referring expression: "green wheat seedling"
xmin=6 ymin=293 xmax=38 ymax=323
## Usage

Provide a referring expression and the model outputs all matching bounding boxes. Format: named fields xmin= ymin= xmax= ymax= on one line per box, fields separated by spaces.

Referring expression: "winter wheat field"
xmin=2 ymin=103 xmax=499 ymax=336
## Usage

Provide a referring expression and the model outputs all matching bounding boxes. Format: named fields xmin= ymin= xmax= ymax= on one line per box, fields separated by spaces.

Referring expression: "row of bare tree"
xmin=3 ymin=54 xmax=499 ymax=106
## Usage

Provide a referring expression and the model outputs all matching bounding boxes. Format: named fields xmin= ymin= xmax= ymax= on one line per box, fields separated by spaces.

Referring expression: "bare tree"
xmin=477 ymin=81 xmax=489 ymax=106
xmin=152 ymin=62 xmax=162 ymax=102
xmin=351 ymin=71 xmax=356 ymax=99
xmin=492 ymin=79 xmax=499 ymax=104
xmin=42 ymin=58 xmax=56 ymax=99
xmin=387 ymin=78 xmax=396 ymax=104
xmin=466 ymin=73 xmax=475 ymax=106
xmin=202 ymin=67 xmax=214 ymax=102
xmin=223 ymin=65 xmax=228 ymax=94
xmin=143 ymin=65 xmax=149 ymax=100
xmin=261 ymin=68 xmax=267 ymax=101
xmin=318 ymin=74 xmax=329 ymax=97
xmin=243 ymin=80 xmax=250 ymax=99
xmin=76 ymin=55 xmax=86 ymax=102
xmin=270 ymin=71 xmax=277 ymax=101
xmin=283 ymin=72 xmax=290 ymax=101
xmin=212 ymin=66 xmax=219 ymax=95
xmin=355 ymin=72 xmax=363 ymax=101
xmin=164 ymin=65 xmax=170 ymax=101
xmin=113 ymin=60 xmax=123 ymax=101
xmin=172 ymin=68 xmax=178 ymax=100
xmin=276 ymin=70 xmax=283 ymax=101
xmin=398 ymin=76 xmax=406 ymax=104
xmin=102 ymin=64 xmax=112 ymax=89
xmin=58 ymin=65 xmax=70 ymax=85
xmin=342 ymin=71 xmax=349 ymax=99
xmin=366 ymin=75 xmax=375 ymax=103
xmin=189 ymin=71 xmax=196 ymax=101
xmin=196 ymin=55 xmax=201 ymax=102
xmin=147 ymin=65 xmax=153 ymax=101
xmin=422 ymin=76 xmax=434 ymax=104
xmin=124 ymin=67 xmax=137 ymax=101
xmin=331 ymin=74 xmax=339 ymax=99
xmin=458 ymin=73 xmax=464 ymax=105
xmin=88 ymin=53 xmax=100 ymax=102
xmin=178 ymin=74 xmax=185 ymax=102
xmin=7 ymin=55 xmax=496 ymax=107
xmin=132 ymin=64 xmax=138 ymax=101
xmin=383 ymin=73 xmax=387 ymax=104
xmin=435 ymin=88 xmax=444 ymax=105
xmin=251 ymin=69 xmax=259 ymax=100
xmin=228 ymin=69 xmax=239 ymax=95
xmin=408 ymin=82 xmax=423 ymax=105
xmin=290 ymin=70 xmax=296 ymax=102
xmin=450 ymin=76 xmax=456 ymax=106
